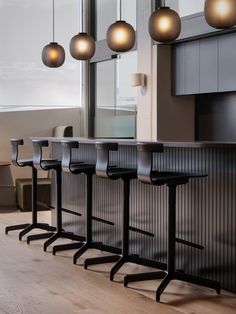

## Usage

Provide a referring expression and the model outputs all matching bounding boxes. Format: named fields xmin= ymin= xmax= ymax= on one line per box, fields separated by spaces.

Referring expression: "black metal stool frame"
xmin=5 ymin=139 xmax=56 ymax=240
xmin=52 ymin=141 xmax=121 ymax=259
xmin=28 ymin=140 xmax=85 ymax=251
xmin=84 ymin=142 xmax=166 ymax=280
xmin=123 ymin=143 xmax=220 ymax=302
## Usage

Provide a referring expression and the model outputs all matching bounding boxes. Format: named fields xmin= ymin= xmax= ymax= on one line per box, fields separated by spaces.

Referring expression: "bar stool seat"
xmin=17 ymin=159 xmax=34 ymax=167
xmin=69 ymin=163 xmax=95 ymax=174
xmin=124 ymin=142 xmax=220 ymax=302
xmin=40 ymin=160 xmax=61 ymax=170
xmin=150 ymin=171 xmax=206 ymax=185
xmin=106 ymin=167 xmax=137 ymax=180
xmin=5 ymin=139 xmax=56 ymax=240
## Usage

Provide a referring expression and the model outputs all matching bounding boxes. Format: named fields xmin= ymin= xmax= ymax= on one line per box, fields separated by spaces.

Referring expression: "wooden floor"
xmin=0 ymin=210 xmax=235 ymax=314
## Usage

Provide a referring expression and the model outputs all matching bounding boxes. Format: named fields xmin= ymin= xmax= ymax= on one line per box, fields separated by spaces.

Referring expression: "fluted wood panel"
xmin=51 ymin=143 xmax=236 ymax=293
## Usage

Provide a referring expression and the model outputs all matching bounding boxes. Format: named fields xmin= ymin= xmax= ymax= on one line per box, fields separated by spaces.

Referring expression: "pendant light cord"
xmin=53 ymin=0 xmax=55 ymax=42
xmin=119 ymin=0 xmax=122 ymax=20
xmin=81 ymin=0 xmax=84 ymax=32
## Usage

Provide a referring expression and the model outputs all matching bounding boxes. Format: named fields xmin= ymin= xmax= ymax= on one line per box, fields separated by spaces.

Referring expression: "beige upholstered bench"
xmin=16 ymin=178 xmax=51 ymax=212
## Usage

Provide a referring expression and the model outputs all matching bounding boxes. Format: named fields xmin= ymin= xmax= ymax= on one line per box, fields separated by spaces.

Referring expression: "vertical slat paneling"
xmin=51 ymin=142 xmax=236 ymax=293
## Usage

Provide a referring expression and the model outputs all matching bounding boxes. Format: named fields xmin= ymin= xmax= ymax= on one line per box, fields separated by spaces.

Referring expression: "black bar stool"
xmin=124 ymin=143 xmax=220 ymax=302
xmin=52 ymin=141 xmax=121 ymax=261
xmin=5 ymin=139 xmax=56 ymax=240
xmin=29 ymin=140 xmax=84 ymax=251
xmin=84 ymin=142 xmax=166 ymax=280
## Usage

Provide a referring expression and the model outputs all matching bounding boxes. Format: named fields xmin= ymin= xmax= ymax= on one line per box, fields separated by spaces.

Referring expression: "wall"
xmin=0 ymin=108 xmax=82 ymax=183
xmin=178 ymin=0 xmax=204 ymax=17
xmin=156 ymin=45 xmax=195 ymax=141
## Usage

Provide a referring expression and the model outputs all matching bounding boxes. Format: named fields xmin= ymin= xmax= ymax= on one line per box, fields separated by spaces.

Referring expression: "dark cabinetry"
xmin=218 ymin=33 xmax=236 ymax=92
xmin=173 ymin=32 xmax=236 ymax=95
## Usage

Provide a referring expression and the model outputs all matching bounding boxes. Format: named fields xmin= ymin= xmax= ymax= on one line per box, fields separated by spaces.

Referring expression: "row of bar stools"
xmin=26 ymin=140 xmax=85 ymax=250
xmin=52 ymin=141 xmax=121 ymax=260
xmin=5 ymin=139 xmax=56 ymax=240
xmin=83 ymin=142 xmax=166 ymax=280
xmin=123 ymin=143 xmax=220 ymax=302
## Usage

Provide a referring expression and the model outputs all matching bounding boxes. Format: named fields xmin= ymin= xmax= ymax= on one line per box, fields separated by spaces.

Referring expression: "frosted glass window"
xmin=0 ymin=0 xmax=82 ymax=111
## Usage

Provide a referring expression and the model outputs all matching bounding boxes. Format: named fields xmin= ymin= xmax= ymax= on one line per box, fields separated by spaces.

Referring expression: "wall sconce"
xmin=131 ymin=73 xmax=146 ymax=87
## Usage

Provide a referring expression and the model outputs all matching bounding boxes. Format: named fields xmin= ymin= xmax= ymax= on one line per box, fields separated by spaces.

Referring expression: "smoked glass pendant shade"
xmin=42 ymin=42 xmax=65 ymax=68
xmin=106 ymin=20 xmax=135 ymax=53
xmin=70 ymin=32 xmax=95 ymax=60
xmin=204 ymin=0 xmax=236 ymax=29
xmin=149 ymin=7 xmax=181 ymax=43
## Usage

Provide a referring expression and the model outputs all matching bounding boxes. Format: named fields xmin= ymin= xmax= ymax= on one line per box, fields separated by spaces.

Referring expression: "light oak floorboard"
xmin=0 ymin=210 xmax=235 ymax=314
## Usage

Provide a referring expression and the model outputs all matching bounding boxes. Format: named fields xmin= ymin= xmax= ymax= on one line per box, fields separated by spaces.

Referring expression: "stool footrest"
xmin=175 ymin=237 xmax=204 ymax=250
xmin=92 ymin=216 xmax=115 ymax=226
xmin=129 ymin=226 xmax=154 ymax=237
xmin=61 ymin=208 xmax=82 ymax=217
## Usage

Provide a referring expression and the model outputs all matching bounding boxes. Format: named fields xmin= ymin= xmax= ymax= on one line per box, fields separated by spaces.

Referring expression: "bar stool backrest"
xmin=137 ymin=143 xmax=163 ymax=184
xmin=95 ymin=142 xmax=118 ymax=178
xmin=61 ymin=141 xmax=79 ymax=173
xmin=11 ymin=139 xmax=24 ymax=167
xmin=32 ymin=140 xmax=49 ymax=171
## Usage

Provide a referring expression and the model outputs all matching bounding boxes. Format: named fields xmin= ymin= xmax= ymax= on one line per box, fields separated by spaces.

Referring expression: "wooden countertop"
xmin=30 ymin=137 xmax=236 ymax=149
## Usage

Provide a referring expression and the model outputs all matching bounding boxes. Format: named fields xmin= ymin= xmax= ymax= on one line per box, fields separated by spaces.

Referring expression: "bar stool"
xmin=84 ymin=142 xmax=166 ymax=281
xmin=5 ymin=139 xmax=56 ymax=240
xmin=124 ymin=143 xmax=220 ymax=302
xmin=52 ymin=141 xmax=122 ymax=261
xmin=29 ymin=140 xmax=84 ymax=251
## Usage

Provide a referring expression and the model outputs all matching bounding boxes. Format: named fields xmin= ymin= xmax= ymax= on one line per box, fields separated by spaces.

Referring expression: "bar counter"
xmin=32 ymin=137 xmax=236 ymax=293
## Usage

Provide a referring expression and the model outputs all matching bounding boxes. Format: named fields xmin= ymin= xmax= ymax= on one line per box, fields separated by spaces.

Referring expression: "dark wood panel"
xmin=51 ymin=142 xmax=236 ymax=293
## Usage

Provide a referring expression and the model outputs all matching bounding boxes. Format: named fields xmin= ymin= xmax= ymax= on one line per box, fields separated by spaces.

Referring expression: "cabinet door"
xmin=219 ymin=33 xmax=236 ymax=92
xmin=173 ymin=44 xmax=185 ymax=95
xmin=199 ymin=37 xmax=218 ymax=93
xmin=184 ymin=40 xmax=200 ymax=94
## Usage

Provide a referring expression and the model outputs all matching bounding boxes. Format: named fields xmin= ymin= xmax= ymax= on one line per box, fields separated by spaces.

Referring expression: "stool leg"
xmin=167 ymin=185 xmax=176 ymax=275
xmin=110 ymin=179 xmax=130 ymax=281
xmin=43 ymin=169 xmax=62 ymax=251
xmin=73 ymin=174 xmax=93 ymax=263
xmin=155 ymin=184 xmax=176 ymax=302
xmin=32 ymin=167 xmax=38 ymax=224
xmin=56 ymin=168 xmax=62 ymax=232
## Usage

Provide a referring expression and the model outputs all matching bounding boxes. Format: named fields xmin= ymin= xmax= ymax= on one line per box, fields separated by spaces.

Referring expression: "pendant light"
xmin=204 ymin=0 xmax=236 ymax=29
xmin=70 ymin=0 xmax=95 ymax=60
xmin=42 ymin=0 xmax=65 ymax=68
xmin=149 ymin=0 xmax=181 ymax=43
xmin=106 ymin=0 xmax=135 ymax=53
